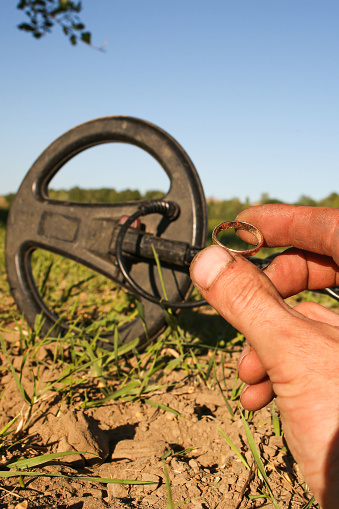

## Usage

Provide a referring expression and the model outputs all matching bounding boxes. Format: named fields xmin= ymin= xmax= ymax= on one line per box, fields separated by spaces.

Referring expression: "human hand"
xmin=190 ymin=204 xmax=339 ymax=509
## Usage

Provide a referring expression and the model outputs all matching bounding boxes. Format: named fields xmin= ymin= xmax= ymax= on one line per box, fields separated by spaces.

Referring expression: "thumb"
xmin=190 ymin=245 xmax=297 ymax=365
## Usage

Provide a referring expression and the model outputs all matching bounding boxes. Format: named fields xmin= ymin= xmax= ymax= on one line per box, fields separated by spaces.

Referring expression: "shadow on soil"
xmin=178 ymin=307 xmax=240 ymax=348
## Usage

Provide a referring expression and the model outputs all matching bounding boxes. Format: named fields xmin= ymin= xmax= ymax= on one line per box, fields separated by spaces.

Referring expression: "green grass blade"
xmin=301 ymin=496 xmax=316 ymax=509
xmin=145 ymin=399 xmax=182 ymax=418
xmin=116 ymin=337 xmax=140 ymax=356
xmin=231 ymin=371 xmax=245 ymax=401
xmin=162 ymin=460 xmax=173 ymax=509
xmin=217 ymin=427 xmax=250 ymax=471
xmin=152 ymin=244 xmax=169 ymax=301
xmin=165 ymin=355 xmax=185 ymax=371
xmin=38 ymin=359 xmax=98 ymax=398
xmin=114 ymin=326 xmax=119 ymax=368
xmin=175 ymin=447 xmax=197 ymax=457
xmin=82 ymin=380 xmax=140 ymax=408
xmin=136 ymin=299 xmax=145 ymax=322
xmin=0 ymin=471 xmax=155 ymax=484
xmin=241 ymin=412 xmax=280 ymax=509
xmin=271 ymin=400 xmax=281 ymax=436
xmin=136 ymin=300 xmax=150 ymax=342
xmin=0 ymin=414 xmax=21 ymax=438
xmin=205 ymin=348 xmax=217 ymax=382
xmin=39 ymin=259 xmax=54 ymax=298
xmin=0 ymin=336 xmax=31 ymax=404
xmin=7 ymin=451 xmax=99 ymax=469
xmin=190 ymin=348 xmax=207 ymax=383
xmin=214 ymin=368 xmax=234 ymax=419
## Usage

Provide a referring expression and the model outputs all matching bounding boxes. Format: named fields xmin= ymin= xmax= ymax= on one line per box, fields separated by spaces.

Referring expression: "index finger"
xmin=236 ymin=204 xmax=339 ymax=265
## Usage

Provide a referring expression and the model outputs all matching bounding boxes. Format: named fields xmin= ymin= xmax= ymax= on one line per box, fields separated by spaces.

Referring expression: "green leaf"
xmin=151 ymin=244 xmax=168 ymax=300
xmin=117 ymin=337 xmax=140 ymax=356
xmin=0 ymin=471 xmax=155 ymax=484
xmin=301 ymin=496 xmax=316 ymax=509
xmin=241 ymin=413 xmax=280 ymax=509
xmin=0 ymin=414 xmax=21 ymax=439
xmin=136 ymin=300 xmax=145 ymax=322
xmin=162 ymin=460 xmax=173 ymax=508
xmin=81 ymin=32 xmax=91 ymax=44
xmin=83 ymin=380 xmax=140 ymax=408
xmin=18 ymin=23 xmax=35 ymax=32
xmin=217 ymin=427 xmax=250 ymax=471
xmin=144 ymin=399 xmax=182 ymax=418
xmin=17 ymin=0 xmax=28 ymax=10
xmin=7 ymin=451 xmax=98 ymax=469
xmin=215 ymin=374 xmax=234 ymax=419
xmin=59 ymin=0 xmax=70 ymax=10
xmin=73 ymin=23 xmax=85 ymax=30
xmin=70 ymin=34 xmax=77 ymax=45
xmin=0 ymin=336 xmax=31 ymax=405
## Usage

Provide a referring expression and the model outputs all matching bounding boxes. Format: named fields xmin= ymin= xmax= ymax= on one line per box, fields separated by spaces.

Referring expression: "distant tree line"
xmin=3 ymin=187 xmax=164 ymax=208
xmin=207 ymin=191 xmax=339 ymax=219
xmin=4 ymin=187 xmax=339 ymax=209
xmin=2 ymin=188 xmax=339 ymax=230
xmin=3 ymin=187 xmax=339 ymax=209
xmin=47 ymin=187 xmax=164 ymax=203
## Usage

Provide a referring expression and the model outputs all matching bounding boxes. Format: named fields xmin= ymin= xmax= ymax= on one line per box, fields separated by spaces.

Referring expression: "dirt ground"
xmin=0 ymin=324 xmax=318 ymax=509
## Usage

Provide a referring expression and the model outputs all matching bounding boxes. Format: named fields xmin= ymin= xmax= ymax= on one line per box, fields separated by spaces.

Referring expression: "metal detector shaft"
xmin=110 ymin=225 xmax=201 ymax=266
xmin=110 ymin=224 xmax=276 ymax=271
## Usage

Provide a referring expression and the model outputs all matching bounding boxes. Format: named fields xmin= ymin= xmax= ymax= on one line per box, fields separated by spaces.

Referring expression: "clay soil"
xmin=0 ymin=319 xmax=318 ymax=509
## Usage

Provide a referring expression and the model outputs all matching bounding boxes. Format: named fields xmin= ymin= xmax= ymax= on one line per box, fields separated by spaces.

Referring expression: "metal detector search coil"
xmin=5 ymin=116 xmax=339 ymax=350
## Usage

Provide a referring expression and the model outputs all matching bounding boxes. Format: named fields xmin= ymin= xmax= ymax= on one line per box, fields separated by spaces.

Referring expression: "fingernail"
xmin=240 ymin=384 xmax=250 ymax=404
xmin=238 ymin=344 xmax=251 ymax=371
xmin=190 ymin=245 xmax=235 ymax=291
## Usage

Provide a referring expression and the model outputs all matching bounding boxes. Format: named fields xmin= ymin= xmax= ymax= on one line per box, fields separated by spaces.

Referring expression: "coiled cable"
xmin=115 ymin=200 xmax=208 ymax=309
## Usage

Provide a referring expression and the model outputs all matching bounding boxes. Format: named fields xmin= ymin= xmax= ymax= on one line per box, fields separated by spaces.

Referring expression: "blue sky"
xmin=1 ymin=1 xmax=338 ymax=203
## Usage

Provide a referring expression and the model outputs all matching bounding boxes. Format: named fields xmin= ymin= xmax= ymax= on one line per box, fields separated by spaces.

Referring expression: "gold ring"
xmin=212 ymin=221 xmax=264 ymax=257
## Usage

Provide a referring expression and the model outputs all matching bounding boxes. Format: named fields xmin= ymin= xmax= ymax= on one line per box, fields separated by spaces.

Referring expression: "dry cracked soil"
xmin=0 ymin=322 xmax=318 ymax=509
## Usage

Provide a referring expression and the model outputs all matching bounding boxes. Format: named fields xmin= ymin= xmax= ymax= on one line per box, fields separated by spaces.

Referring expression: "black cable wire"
xmin=115 ymin=200 xmax=208 ymax=309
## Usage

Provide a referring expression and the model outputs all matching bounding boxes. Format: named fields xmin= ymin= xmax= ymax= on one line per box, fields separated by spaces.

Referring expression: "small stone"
xmin=108 ymin=482 xmax=129 ymax=499
xmin=38 ymin=409 xmax=109 ymax=465
xmin=269 ymin=435 xmax=284 ymax=448
xmin=188 ymin=459 xmax=200 ymax=471
xmin=82 ymin=500 xmax=108 ymax=509
xmin=191 ymin=502 xmax=204 ymax=509
xmin=112 ymin=439 xmax=167 ymax=461
xmin=90 ymin=488 xmax=105 ymax=499
xmin=138 ymin=422 xmax=149 ymax=432
xmin=170 ymin=458 xmax=181 ymax=471
xmin=142 ymin=494 xmax=159 ymax=506
xmin=141 ymin=473 xmax=161 ymax=492
xmin=186 ymin=481 xmax=201 ymax=497
xmin=172 ymin=472 xmax=190 ymax=485
xmin=263 ymin=444 xmax=278 ymax=457
xmin=165 ymin=412 xmax=176 ymax=420
xmin=244 ymin=450 xmax=252 ymax=464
